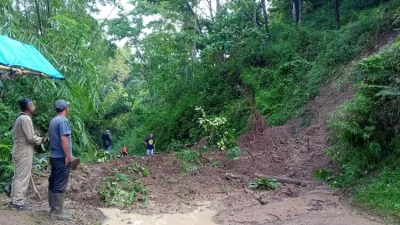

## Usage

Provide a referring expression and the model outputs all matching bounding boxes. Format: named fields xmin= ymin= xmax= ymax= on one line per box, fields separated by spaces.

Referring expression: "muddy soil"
xmin=0 ymin=33 xmax=397 ymax=225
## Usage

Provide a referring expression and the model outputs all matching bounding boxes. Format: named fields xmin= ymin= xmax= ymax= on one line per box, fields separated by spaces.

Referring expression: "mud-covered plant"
xmin=177 ymin=149 xmax=202 ymax=175
xmin=248 ymin=178 xmax=281 ymax=190
xmin=131 ymin=162 xmax=150 ymax=177
xmin=99 ymin=172 xmax=149 ymax=208
xmin=181 ymin=161 xmax=200 ymax=175
xmin=225 ymin=146 xmax=241 ymax=161
xmin=176 ymin=149 xmax=200 ymax=163
xmin=210 ymin=161 xmax=221 ymax=167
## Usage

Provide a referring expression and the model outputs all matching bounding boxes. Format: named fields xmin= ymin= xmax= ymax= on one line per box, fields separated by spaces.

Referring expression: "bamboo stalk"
xmin=0 ymin=65 xmax=50 ymax=78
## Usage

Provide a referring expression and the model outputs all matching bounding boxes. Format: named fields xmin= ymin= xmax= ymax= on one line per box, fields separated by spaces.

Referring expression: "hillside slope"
xmin=1 ymin=33 xmax=398 ymax=225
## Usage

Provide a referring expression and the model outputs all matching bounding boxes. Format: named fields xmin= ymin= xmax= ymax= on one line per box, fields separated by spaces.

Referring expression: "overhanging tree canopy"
xmin=0 ymin=35 xmax=64 ymax=80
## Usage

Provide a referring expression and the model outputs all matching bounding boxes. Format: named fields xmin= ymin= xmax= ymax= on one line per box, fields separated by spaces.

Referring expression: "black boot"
xmin=48 ymin=189 xmax=54 ymax=214
xmin=50 ymin=193 xmax=71 ymax=221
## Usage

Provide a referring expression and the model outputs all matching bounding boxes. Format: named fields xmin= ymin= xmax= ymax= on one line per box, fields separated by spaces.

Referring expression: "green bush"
xmin=354 ymin=167 xmax=400 ymax=220
xmin=0 ymin=103 xmax=14 ymax=191
xmin=327 ymin=38 xmax=400 ymax=219
xmin=176 ymin=149 xmax=200 ymax=163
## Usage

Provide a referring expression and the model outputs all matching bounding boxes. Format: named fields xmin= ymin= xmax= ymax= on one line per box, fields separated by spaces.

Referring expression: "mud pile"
xmin=14 ymin=79 xmax=355 ymax=225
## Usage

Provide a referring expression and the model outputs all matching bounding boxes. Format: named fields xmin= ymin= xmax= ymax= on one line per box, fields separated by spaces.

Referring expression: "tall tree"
xmin=261 ymin=0 xmax=269 ymax=41
xmin=216 ymin=0 xmax=221 ymax=13
xmin=293 ymin=0 xmax=302 ymax=25
xmin=334 ymin=0 xmax=340 ymax=29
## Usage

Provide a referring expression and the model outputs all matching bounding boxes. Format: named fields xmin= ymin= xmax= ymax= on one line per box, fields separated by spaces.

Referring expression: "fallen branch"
xmin=225 ymin=173 xmax=245 ymax=180
xmin=254 ymin=172 xmax=306 ymax=185
xmin=30 ymin=174 xmax=43 ymax=201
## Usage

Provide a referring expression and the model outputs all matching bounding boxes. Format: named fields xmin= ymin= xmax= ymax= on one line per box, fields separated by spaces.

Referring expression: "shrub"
xmin=196 ymin=106 xmax=236 ymax=150
xmin=176 ymin=149 xmax=200 ymax=163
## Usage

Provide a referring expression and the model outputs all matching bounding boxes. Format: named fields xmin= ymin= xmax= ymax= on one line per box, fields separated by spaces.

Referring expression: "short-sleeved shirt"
xmin=144 ymin=137 xmax=155 ymax=149
xmin=49 ymin=115 xmax=72 ymax=158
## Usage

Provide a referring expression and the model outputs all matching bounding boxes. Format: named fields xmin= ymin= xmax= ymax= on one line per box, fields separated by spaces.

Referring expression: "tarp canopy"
xmin=0 ymin=35 xmax=64 ymax=79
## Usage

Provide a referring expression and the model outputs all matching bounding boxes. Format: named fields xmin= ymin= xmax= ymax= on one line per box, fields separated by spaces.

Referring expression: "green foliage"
xmin=248 ymin=178 xmax=281 ymax=190
xmin=176 ymin=149 xmax=200 ymax=163
xmin=176 ymin=149 xmax=201 ymax=175
xmin=328 ymin=38 xmax=400 ymax=186
xmin=210 ymin=161 xmax=221 ymax=168
xmin=354 ymin=167 xmax=400 ymax=220
xmin=99 ymin=171 xmax=148 ymax=208
xmin=0 ymin=103 xmax=14 ymax=189
xmin=313 ymin=168 xmax=338 ymax=188
xmin=196 ymin=106 xmax=236 ymax=150
xmin=225 ymin=146 xmax=242 ymax=161
xmin=327 ymin=37 xmax=400 ymax=219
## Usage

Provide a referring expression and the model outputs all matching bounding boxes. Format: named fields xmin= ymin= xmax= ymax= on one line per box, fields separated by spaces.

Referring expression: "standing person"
xmin=48 ymin=100 xmax=72 ymax=221
xmin=9 ymin=98 xmax=45 ymax=210
xmin=102 ymin=128 xmax=112 ymax=151
xmin=144 ymin=133 xmax=155 ymax=156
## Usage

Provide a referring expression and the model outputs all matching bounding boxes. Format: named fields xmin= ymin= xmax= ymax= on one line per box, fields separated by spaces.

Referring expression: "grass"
xmin=353 ymin=167 xmax=400 ymax=221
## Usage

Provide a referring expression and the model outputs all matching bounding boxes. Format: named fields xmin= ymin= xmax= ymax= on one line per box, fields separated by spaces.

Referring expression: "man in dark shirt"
xmin=144 ymin=133 xmax=155 ymax=156
xmin=102 ymin=128 xmax=112 ymax=151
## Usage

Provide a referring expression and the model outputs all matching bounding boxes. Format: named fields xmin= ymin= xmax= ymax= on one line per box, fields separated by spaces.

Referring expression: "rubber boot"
xmin=48 ymin=189 xmax=54 ymax=215
xmin=50 ymin=193 xmax=71 ymax=221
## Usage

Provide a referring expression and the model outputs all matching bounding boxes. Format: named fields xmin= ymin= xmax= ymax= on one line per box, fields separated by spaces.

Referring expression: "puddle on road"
xmin=100 ymin=208 xmax=218 ymax=225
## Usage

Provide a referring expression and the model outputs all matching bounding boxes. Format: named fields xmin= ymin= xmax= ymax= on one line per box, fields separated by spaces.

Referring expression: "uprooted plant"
xmin=248 ymin=178 xmax=281 ymax=190
xmin=176 ymin=149 xmax=202 ymax=175
xmin=99 ymin=171 xmax=149 ymax=208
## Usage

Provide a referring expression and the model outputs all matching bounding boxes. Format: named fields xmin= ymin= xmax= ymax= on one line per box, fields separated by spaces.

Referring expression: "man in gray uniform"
xmin=48 ymin=100 xmax=72 ymax=221
xmin=9 ymin=98 xmax=45 ymax=210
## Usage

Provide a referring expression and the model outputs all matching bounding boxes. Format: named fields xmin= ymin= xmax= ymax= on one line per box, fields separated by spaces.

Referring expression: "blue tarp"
xmin=0 ymin=35 xmax=64 ymax=79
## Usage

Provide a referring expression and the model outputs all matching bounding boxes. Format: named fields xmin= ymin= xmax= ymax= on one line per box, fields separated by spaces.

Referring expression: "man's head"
xmin=106 ymin=128 xmax=111 ymax=132
xmin=19 ymin=98 xmax=35 ymax=115
xmin=55 ymin=99 xmax=70 ymax=115
xmin=150 ymin=133 xmax=153 ymax=138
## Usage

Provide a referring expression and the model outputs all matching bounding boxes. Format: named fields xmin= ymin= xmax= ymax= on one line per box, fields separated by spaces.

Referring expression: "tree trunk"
xmin=299 ymin=0 xmax=302 ymax=25
xmin=34 ymin=0 xmax=43 ymax=35
xmin=261 ymin=0 xmax=269 ymax=42
xmin=253 ymin=0 xmax=258 ymax=28
xmin=46 ymin=0 xmax=51 ymax=28
xmin=46 ymin=0 xmax=51 ymax=18
xmin=293 ymin=0 xmax=301 ymax=25
xmin=334 ymin=0 xmax=340 ymax=29
xmin=207 ymin=0 xmax=214 ymax=22
xmin=216 ymin=0 xmax=221 ymax=13
xmin=185 ymin=1 xmax=202 ymax=34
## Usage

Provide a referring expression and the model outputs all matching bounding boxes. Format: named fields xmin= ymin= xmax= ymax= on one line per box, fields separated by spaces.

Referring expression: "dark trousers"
xmin=48 ymin=157 xmax=71 ymax=193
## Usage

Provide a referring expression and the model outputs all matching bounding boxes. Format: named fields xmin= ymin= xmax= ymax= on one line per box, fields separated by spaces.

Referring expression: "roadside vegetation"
xmin=328 ymin=38 xmax=400 ymax=220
